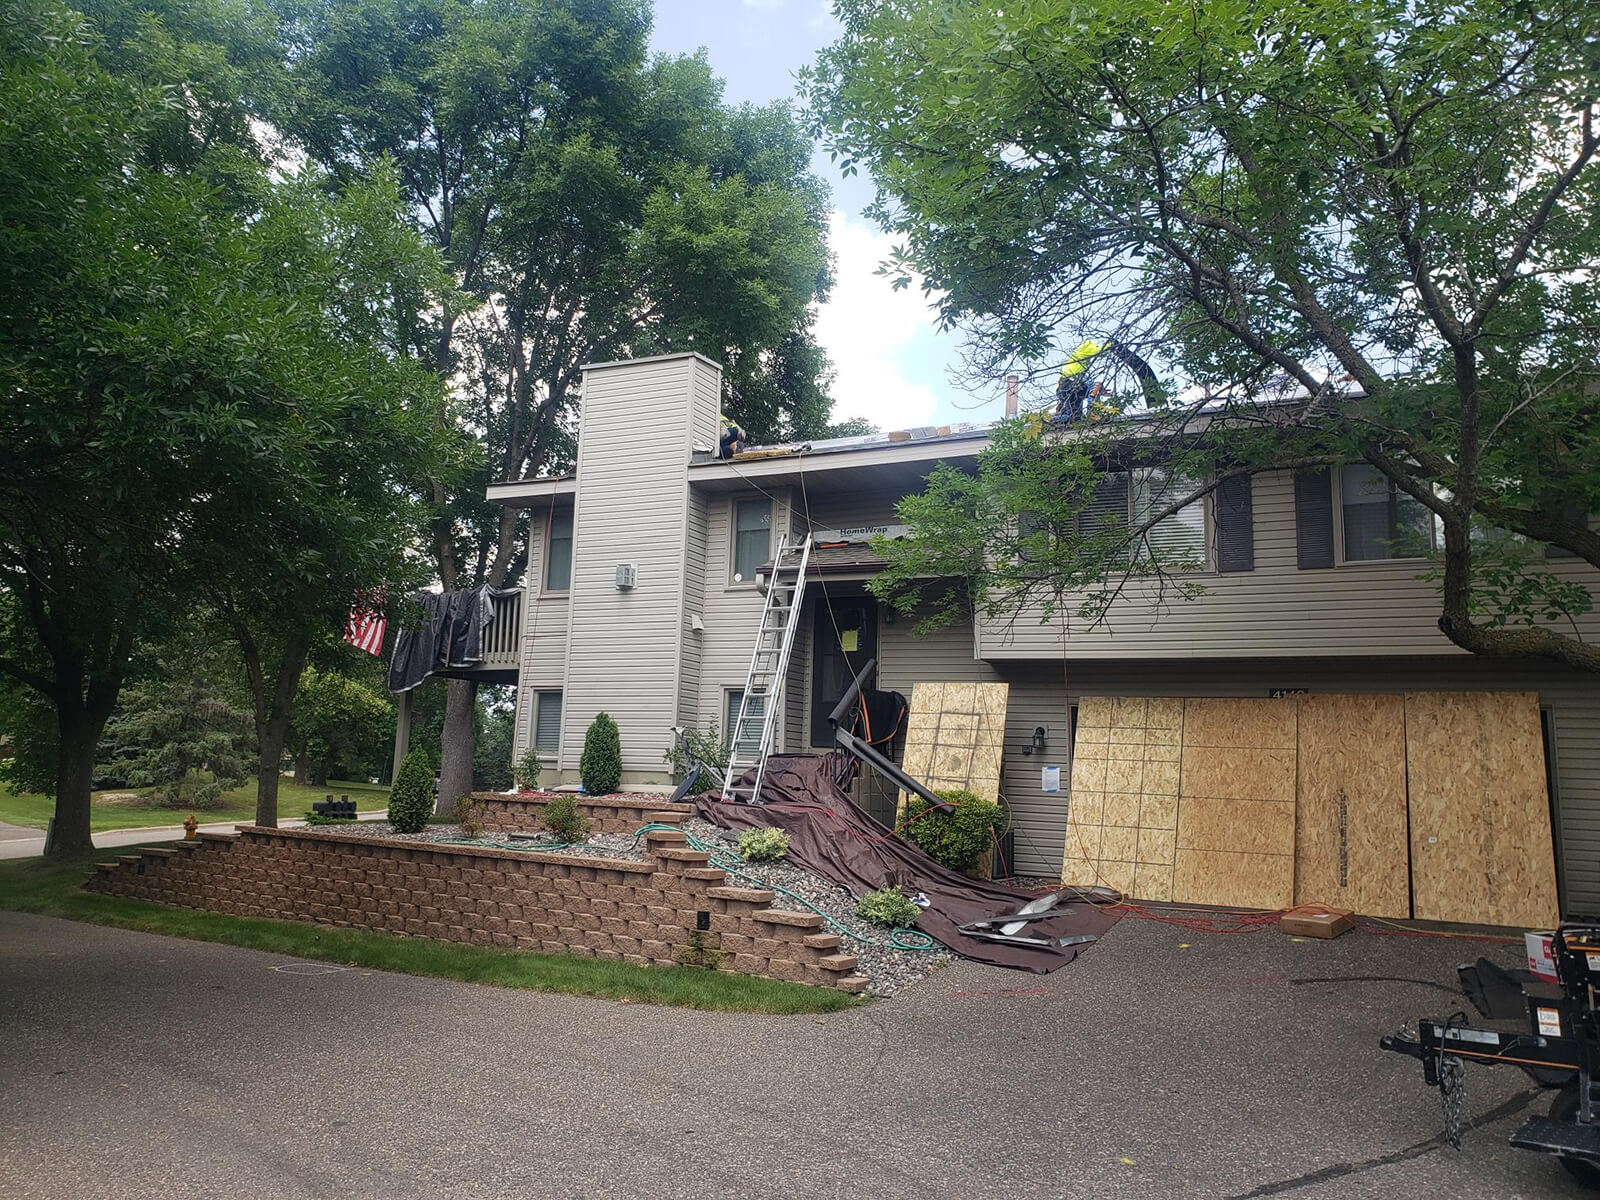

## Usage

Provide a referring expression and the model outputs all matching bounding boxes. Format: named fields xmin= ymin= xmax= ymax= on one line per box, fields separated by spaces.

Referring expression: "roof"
xmin=580 ymin=350 xmax=724 ymax=373
xmin=759 ymin=541 xmax=889 ymax=577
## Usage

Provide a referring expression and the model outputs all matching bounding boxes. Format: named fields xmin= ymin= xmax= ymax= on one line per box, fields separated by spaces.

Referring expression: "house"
xmin=482 ymin=352 xmax=1600 ymax=917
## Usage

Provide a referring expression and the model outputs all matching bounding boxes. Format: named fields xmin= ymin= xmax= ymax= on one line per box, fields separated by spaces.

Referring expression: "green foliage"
xmin=514 ymin=746 xmax=543 ymax=792
xmin=811 ymin=0 xmax=1600 ymax=671
xmin=0 ymin=0 xmax=455 ymax=852
xmin=540 ymin=795 xmax=592 ymax=845
xmin=473 ymin=692 xmax=515 ymax=792
xmin=100 ymin=634 xmax=254 ymax=810
xmin=289 ymin=667 xmax=395 ymax=789
xmin=387 ymin=750 xmax=434 ymax=834
xmin=579 ymin=713 xmax=622 ymax=796
xmin=738 ymin=828 xmax=791 ymax=863
xmin=855 ymin=886 xmax=922 ymax=929
xmin=664 ymin=722 xmax=730 ymax=782
xmin=897 ymin=790 xmax=1006 ymax=873
xmin=452 ymin=794 xmax=487 ymax=839
xmin=302 ymin=811 xmax=356 ymax=827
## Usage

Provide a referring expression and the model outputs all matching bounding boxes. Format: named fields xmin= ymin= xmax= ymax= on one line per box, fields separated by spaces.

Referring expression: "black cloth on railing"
xmin=387 ymin=586 xmax=517 ymax=693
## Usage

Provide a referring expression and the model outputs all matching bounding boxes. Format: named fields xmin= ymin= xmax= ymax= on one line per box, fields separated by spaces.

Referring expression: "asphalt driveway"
xmin=0 ymin=910 xmax=1582 ymax=1199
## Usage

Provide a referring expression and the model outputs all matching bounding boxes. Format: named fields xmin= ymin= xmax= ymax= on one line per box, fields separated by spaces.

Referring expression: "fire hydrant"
xmin=183 ymin=814 xmax=198 ymax=839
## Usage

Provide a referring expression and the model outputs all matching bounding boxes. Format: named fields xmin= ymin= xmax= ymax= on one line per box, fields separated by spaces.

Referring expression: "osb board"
xmin=1173 ymin=698 xmax=1297 ymax=910
xmin=1173 ymin=850 xmax=1296 ymax=912
xmin=1294 ymin=694 xmax=1410 ymax=918
xmin=1405 ymin=691 xmax=1558 ymax=928
xmin=898 ymin=682 xmax=1010 ymax=813
xmin=1062 ymin=697 xmax=1183 ymax=901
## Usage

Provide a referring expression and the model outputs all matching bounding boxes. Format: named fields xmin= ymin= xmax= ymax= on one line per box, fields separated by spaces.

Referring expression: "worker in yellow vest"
xmin=718 ymin=413 xmax=747 ymax=459
xmin=1055 ymin=339 xmax=1103 ymax=422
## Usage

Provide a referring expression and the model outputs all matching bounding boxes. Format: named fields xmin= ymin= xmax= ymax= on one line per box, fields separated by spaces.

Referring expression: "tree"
xmin=188 ymin=161 xmax=455 ymax=828
xmin=100 ymin=632 xmax=253 ymax=810
xmin=810 ymin=0 xmax=1600 ymax=668
xmin=287 ymin=666 xmax=395 ymax=788
xmin=0 ymin=0 xmax=449 ymax=851
xmin=273 ymin=0 xmax=840 ymax=808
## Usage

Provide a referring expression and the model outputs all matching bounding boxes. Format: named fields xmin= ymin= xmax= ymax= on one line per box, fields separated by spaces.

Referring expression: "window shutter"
xmin=1214 ymin=474 xmax=1255 ymax=573
xmin=1294 ymin=468 xmax=1336 ymax=569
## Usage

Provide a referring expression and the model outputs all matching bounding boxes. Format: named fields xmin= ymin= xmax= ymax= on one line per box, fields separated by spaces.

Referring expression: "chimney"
xmin=1005 ymin=374 xmax=1019 ymax=417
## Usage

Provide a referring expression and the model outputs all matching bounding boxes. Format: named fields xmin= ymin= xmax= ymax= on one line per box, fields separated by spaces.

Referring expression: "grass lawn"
xmin=0 ymin=849 xmax=855 ymax=1015
xmin=0 ymin=777 xmax=390 ymax=832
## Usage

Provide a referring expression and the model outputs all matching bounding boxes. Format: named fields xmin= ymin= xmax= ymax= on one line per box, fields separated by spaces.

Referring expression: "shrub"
xmin=739 ymin=827 xmax=791 ymax=863
xmin=856 ymin=886 xmax=922 ymax=928
xmin=453 ymin=794 xmax=488 ymax=838
xmin=302 ymin=811 xmax=356 ymax=827
xmin=663 ymin=722 xmax=730 ymax=780
xmin=541 ymin=794 xmax=592 ymax=844
xmin=579 ymin=712 xmax=622 ymax=795
xmin=387 ymin=749 xmax=435 ymax=834
xmin=514 ymin=746 xmax=542 ymax=792
xmin=897 ymin=789 xmax=1007 ymax=872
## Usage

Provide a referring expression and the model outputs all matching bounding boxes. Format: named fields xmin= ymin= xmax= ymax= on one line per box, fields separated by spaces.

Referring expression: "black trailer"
xmin=1381 ymin=924 xmax=1600 ymax=1188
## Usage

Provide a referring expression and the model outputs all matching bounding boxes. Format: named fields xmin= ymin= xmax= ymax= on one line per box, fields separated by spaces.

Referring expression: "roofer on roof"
xmin=1054 ymin=339 xmax=1103 ymax=423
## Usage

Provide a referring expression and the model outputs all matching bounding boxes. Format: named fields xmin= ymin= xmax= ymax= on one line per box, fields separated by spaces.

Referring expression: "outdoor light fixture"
xmin=1020 ymin=726 xmax=1048 ymax=756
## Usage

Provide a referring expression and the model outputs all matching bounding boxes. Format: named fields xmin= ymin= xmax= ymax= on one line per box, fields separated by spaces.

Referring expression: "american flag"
xmin=344 ymin=592 xmax=387 ymax=656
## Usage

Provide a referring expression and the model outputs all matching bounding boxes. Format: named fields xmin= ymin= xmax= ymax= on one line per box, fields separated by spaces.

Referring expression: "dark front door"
xmin=811 ymin=597 xmax=877 ymax=747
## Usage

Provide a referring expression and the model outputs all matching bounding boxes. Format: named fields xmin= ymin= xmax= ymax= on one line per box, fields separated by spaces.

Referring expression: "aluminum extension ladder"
xmin=721 ymin=532 xmax=811 ymax=803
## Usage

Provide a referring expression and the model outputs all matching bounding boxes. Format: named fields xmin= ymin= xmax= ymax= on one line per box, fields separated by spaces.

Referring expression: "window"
xmin=545 ymin=509 xmax=573 ymax=591
xmin=1337 ymin=465 xmax=1435 ymax=561
xmin=533 ymin=691 xmax=562 ymax=755
xmin=1063 ymin=469 xmax=1208 ymax=569
xmin=732 ymin=497 xmax=771 ymax=583
xmin=726 ymin=687 xmax=763 ymax=757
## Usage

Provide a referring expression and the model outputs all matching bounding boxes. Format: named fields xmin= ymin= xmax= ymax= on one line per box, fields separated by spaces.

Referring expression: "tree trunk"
xmin=436 ymin=677 xmax=477 ymax=816
xmin=246 ymin=634 xmax=309 ymax=828
xmin=45 ymin=708 xmax=101 ymax=858
xmin=255 ymin=717 xmax=291 ymax=827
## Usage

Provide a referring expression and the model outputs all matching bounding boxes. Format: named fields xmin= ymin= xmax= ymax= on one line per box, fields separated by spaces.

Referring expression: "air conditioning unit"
xmin=615 ymin=563 xmax=637 ymax=590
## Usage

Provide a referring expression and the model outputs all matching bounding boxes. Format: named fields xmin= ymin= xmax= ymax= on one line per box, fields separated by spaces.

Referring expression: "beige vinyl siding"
xmin=511 ymin=501 xmax=571 ymax=764
xmin=693 ymin=488 xmax=795 ymax=753
xmin=561 ymin=356 xmax=714 ymax=780
xmin=978 ymin=470 xmax=1600 ymax=659
xmin=987 ymin=656 xmax=1600 ymax=917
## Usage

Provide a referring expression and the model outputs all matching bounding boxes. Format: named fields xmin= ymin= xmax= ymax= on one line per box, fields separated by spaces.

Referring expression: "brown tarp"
xmin=696 ymin=756 xmax=1119 ymax=973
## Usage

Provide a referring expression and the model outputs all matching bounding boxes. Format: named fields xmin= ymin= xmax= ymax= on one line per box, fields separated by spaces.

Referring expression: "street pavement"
xmin=0 ymin=908 xmax=1583 ymax=1199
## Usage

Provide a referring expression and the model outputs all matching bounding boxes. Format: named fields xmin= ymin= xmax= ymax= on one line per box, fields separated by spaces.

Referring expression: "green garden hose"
xmin=632 ymin=823 xmax=939 ymax=953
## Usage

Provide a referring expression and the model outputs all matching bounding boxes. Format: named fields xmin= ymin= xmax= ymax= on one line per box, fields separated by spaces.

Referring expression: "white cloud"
xmin=808 ymin=0 xmax=841 ymax=32
xmin=813 ymin=210 xmax=944 ymax=431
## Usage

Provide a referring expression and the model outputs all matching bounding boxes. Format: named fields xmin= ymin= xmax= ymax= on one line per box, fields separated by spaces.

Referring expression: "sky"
xmin=648 ymin=0 xmax=1013 ymax=432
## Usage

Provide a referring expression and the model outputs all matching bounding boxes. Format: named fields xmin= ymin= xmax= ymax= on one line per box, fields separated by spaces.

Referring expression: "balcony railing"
xmin=479 ymin=588 xmax=523 ymax=669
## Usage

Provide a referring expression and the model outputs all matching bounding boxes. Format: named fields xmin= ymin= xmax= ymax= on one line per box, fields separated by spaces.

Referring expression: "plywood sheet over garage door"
xmin=1061 ymin=697 xmax=1183 ymax=900
xmin=1406 ymin=691 xmax=1558 ymax=928
xmin=1294 ymin=694 xmax=1410 ymax=918
xmin=900 ymin=682 xmax=1010 ymax=811
xmin=1174 ymin=698 xmax=1298 ymax=910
